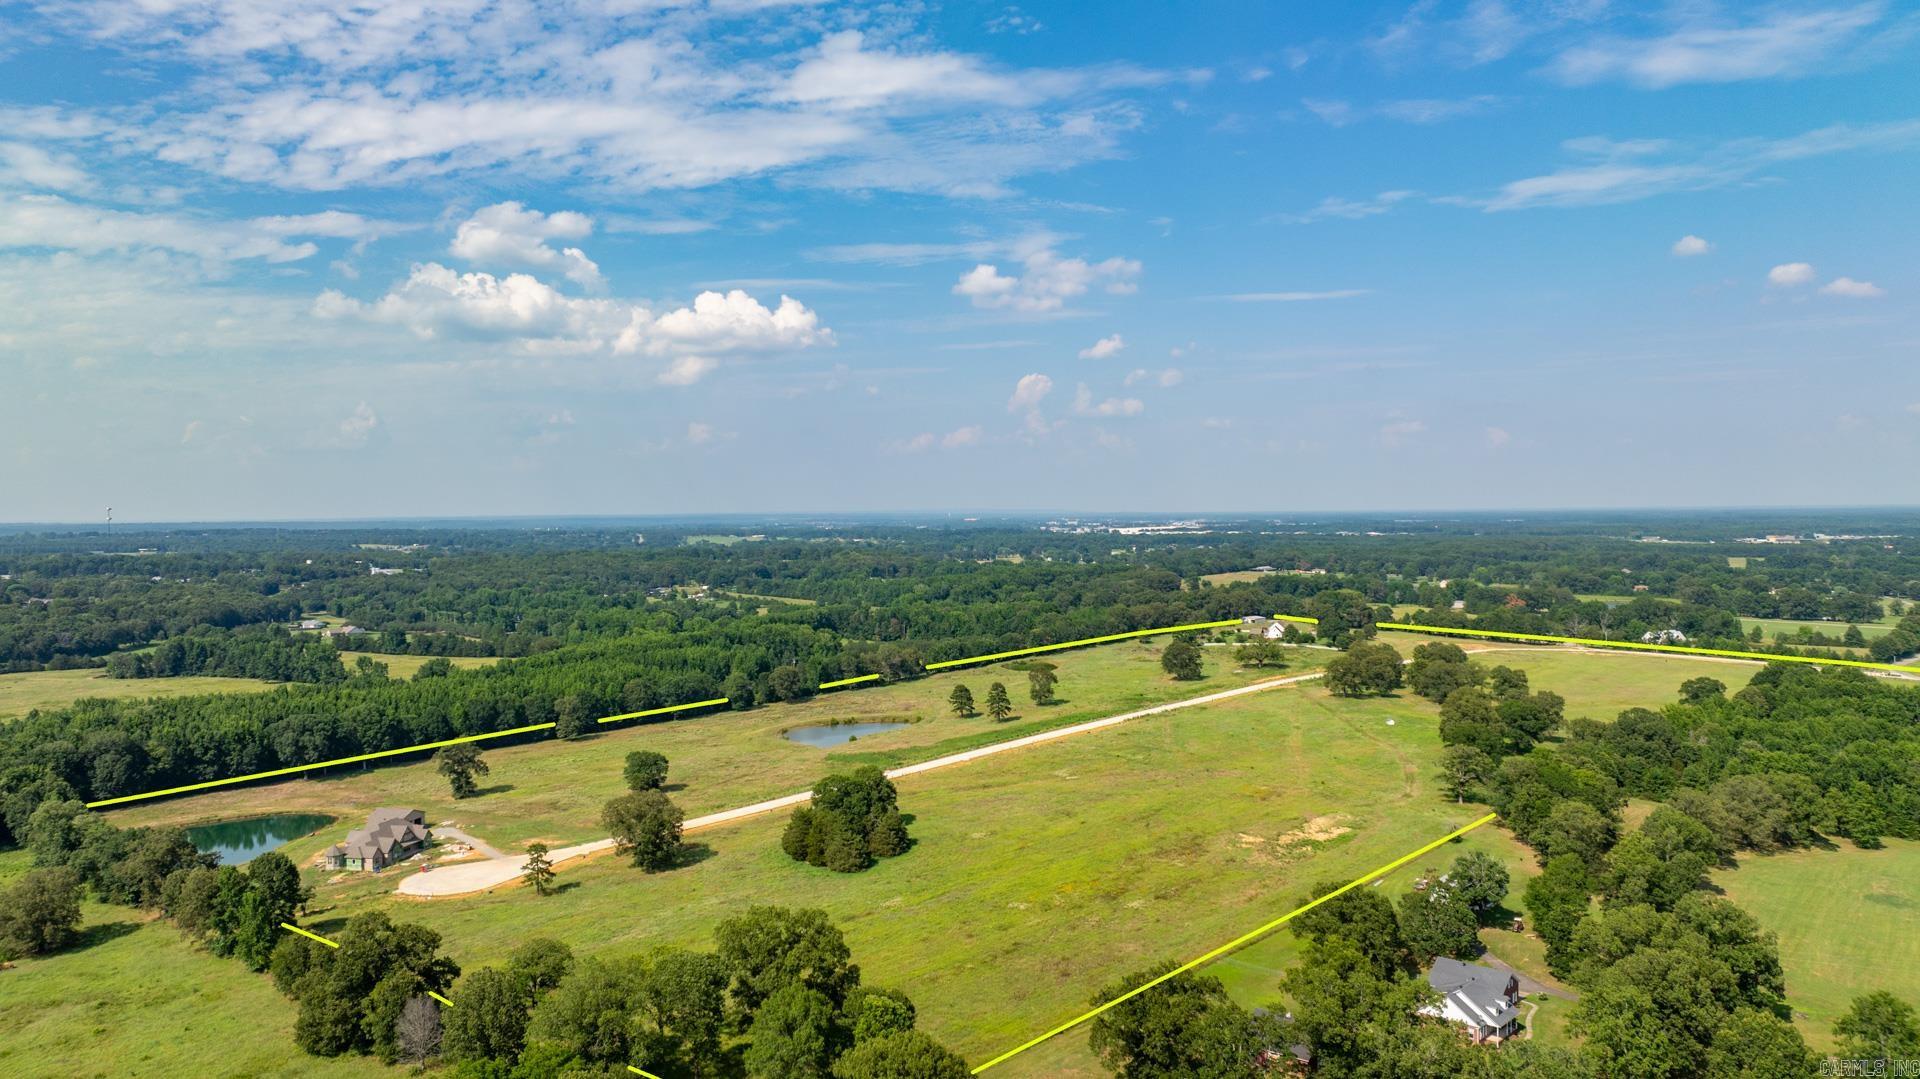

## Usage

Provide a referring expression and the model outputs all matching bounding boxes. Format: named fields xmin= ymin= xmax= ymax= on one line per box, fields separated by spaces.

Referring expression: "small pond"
xmin=187 ymin=813 xmax=335 ymax=865
xmin=783 ymin=722 xmax=912 ymax=747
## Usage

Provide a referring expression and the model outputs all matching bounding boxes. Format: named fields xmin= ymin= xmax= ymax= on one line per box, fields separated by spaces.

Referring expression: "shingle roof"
xmin=1427 ymin=958 xmax=1519 ymax=1030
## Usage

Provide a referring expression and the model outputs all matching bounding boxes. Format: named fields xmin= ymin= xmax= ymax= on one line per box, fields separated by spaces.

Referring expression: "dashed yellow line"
xmin=925 ymin=619 xmax=1241 ymax=670
xmin=596 ymin=697 xmax=731 ymax=725
xmin=968 ymin=813 xmax=1499 ymax=1073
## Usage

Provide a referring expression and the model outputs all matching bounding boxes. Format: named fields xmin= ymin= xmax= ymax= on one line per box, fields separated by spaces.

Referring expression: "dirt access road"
xmin=397 ymin=667 xmax=1332 ymax=897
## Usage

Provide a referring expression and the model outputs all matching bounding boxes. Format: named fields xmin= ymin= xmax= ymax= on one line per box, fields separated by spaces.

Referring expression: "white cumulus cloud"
xmin=1007 ymin=372 xmax=1053 ymax=411
xmin=451 ymin=201 xmax=601 ymax=288
xmin=1671 ymin=235 xmax=1711 ymax=256
xmin=1768 ymin=262 xmax=1816 ymax=287
xmin=1073 ymin=383 xmax=1144 ymax=417
xmin=316 ymin=264 xmax=829 ymax=382
xmin=955 ymin=247 xmax=1141 ymax=312
xmin=1820 ymin=276 xmax=1884 ymax=297
xmin=1079 ymin=333 xmax=1125 ymax=359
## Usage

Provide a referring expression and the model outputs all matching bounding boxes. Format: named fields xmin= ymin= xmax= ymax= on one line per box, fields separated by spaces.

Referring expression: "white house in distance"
xmin=1423 ymin=957 xmax=1522 ymax=1043
xmin=1238 ymin=616 xmax=1292 ymax=640
xmin=1641 ymin=628 xmax=1688 ymax=644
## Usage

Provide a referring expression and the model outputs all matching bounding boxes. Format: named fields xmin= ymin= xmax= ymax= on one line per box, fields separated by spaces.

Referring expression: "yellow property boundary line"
xmin=88 ymin=607 xmax=1907 ymax=810
xmin=1377 ymin=621 xmax=1920 ymax=675
xmin=968 ymin=812 xmax=1499 ymax=1073
xmin=85 ymin=619 xmax=1249 ymax=809
xmin=596 ymin=698 xmax=731 ymax=725
xmin=85 ymin=722 xmax=561 ymax=809
xmin=280 ymin=811 xmax=1492 ymax=1079
xmin=925 ymin=619 xmax=1242 ymax=670
xmin=280 ymin=922 xmax=656 ymax=1074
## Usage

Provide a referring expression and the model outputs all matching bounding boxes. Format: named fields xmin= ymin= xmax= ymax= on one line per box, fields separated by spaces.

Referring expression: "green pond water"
xmin=782 ymin=721 xmax=911 ymax=747
xmin=187 ymin=813 xmax=335 ymax=865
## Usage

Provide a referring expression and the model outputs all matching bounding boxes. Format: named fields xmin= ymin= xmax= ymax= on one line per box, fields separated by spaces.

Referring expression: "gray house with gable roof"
xmin=1423 ymin=957 xmax=1521 ymax=1043
xmin=323 ymin=808 xmax=429 ymax=872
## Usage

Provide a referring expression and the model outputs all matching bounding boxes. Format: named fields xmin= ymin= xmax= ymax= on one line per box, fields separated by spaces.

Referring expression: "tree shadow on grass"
xmin=470 ymin=783 xmax=517 ymax=798
xmin=676 ymin=842 xmax=717 ymax=869
xmin=75 ymin=919 xmax=141 ymax=951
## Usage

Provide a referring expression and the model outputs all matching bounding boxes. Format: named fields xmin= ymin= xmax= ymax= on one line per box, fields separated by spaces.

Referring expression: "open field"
xmin=112 ymin=640 xmax=1332 ymax=848
xmin=335 ymin=651 xmax=503 ymax=679
xmin=0 ymin=668 xmax=284 ymax=720
xmin=0 ymin=885 xmax=389 ymax=1079
xmin=1740 ymin=616 xmax=1895 ymax=640
xmin=1377 ymin=633 xmax=1759 ymax=717
xmin=290 ymin=680 xmax=1495 ymax=1078
xmin=17 ymin=641 xmax=1851 ymax=1078
xmin=1714 ymin=840 xmax=1920 ymax=1051
xmin=1199 ymin=569 xmax=1275 ymax=586
xmin=711 ymin=588 xmax=816 ymax=606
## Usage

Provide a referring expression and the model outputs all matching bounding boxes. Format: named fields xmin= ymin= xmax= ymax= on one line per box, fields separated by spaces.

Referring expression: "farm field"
xmin=112 ymin=639 xmax=1330 ymax=849
xmin=0 ymin=667 xmax=284 ymax=720
xmin=1377 ymin=633 xmax=1759 ymax=717
xmin=0 ymin=879 xmax=390 ymax=1079
xmin=1739 ymin=615 xmax=1895 ymax=640
xmin=334 ymin=651 xmax=503 ymax=679
xmin=21 ymin=641 xmax=1842 ymax=1078
xmin=1199 ymin=569 xmax=1276 ymax=585
xmin=1713 ymin=840 xmax=1920 ymax=1051
xmin=280 ymin=680 xmax=1492 ymax=1078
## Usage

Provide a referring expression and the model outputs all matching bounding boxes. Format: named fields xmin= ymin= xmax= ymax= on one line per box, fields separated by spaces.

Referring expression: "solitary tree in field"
xmin=1324 ymin=641 xmax=1403 ymax=697
xmin=985 ymin=682 xmax=1013 ymax=721
xmin=623 ymin=750 xmax=670 ymax=791
xmin=522 ymin=843 xmax=555 ymax=896
xmin=435 ymin=744 xmax=489 ymax=799
xmin=603 ymin=791 xmax=685 ymax=872
xmin=1027 ymin=666 xmax=1057 ymax=705
xmin=1160 ymin=638 xmax=1204 ymax=681
xmin=0 ymin=866 xmax=82 ymax=959
xmin=947 ymin=684 xmax=976 ymax=718
xmin=1241 ymin=639 xmax=1286 ymax=668
xmin=553 ymin=695 xmax=589 ymax=739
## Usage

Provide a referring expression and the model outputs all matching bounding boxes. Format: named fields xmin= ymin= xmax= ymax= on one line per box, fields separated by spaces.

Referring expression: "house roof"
xmin=1427 ymin=958 xmax=1519 ymax=1030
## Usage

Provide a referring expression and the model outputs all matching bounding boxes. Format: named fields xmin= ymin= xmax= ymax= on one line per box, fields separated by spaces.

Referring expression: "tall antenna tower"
xmin=107 ymin=506 xmax=113 ymax=541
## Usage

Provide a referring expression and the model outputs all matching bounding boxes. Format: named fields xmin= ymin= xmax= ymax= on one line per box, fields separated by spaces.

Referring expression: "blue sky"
xmin=3 ymin=1 xmax=1917 ymax=521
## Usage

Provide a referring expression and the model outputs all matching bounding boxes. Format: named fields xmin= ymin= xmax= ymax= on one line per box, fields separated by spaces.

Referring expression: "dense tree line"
xmin=104 ymin=626 xmax=347 ymax=683
xmin=422 ymin=904 xmax=966 ymax=1077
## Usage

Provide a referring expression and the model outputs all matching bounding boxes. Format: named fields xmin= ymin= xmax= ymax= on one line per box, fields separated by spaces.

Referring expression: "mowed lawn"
xmin=110 ymin=640 xmax=1331 ymax=852
xmin=1714 ymin=840 xmax=1920 ymax=1051
xmin=0 ymin=667 xmax=285 ymax=721
xmin=335 ymin=651 xmax=503 ymax=679
xmin=1740 ymin=616 xmax=1896 ymax=641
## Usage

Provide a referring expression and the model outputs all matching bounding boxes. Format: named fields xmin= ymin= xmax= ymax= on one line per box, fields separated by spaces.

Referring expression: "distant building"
xmin=1642 ymin=629 xmax=1688 ymax=644
xmin=323 ymin=808 xmax=429 ymax=872
xmin=323 ymin=625 xmax=367 ymax=638
xmin=1423 ymin=957 xmax=1521 ymax=1043
xmin=368 ymin=565 xmax=404 ymax=576
xmin=1632 ymin=584 xmax=1650 ymax=592
xmin=1264 ymin=621 xmax=1289 ymax=639
xmin=1250 ymin=1008 xmax=1313 ymax=1072
xmin=294 ymin=618 xmax=325 ymax=630
xmin=1450 ymin=600 xmax=1467 ymax=611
